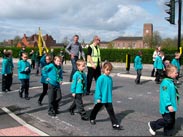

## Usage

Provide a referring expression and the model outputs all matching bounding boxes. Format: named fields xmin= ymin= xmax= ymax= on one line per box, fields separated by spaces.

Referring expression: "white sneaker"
xmin=148 ymin=122 xmax=156 ymax=136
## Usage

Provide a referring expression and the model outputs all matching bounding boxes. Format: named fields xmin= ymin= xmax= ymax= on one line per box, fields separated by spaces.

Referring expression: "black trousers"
xmin=86 ymin=66 xmax=101 ymax=94
xmin=48 ymin=84 xmax=62 ymax=113
xmin=150 ymin=112 xmax=175 ymax=136
xmin=90 ymin=103 xmax=119 ymax=126
xmin=155 ymin=69 xmax=163 ymax=82
xmin=38 ymin=83 xmax=48 ymax=103
xmin=69 ymin=94 xmax=87 ymax=117
xmin=19 ymin=79 xmax=30 ymax=98
xmin=135 ymin=69 xmax=142 ymax=84
xmin=2 ymin=73 xmax=12 ymax=91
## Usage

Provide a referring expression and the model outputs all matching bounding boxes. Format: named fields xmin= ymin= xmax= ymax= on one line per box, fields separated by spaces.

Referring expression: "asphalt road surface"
xmin=0 ymin=61 xmax=183 ymax=136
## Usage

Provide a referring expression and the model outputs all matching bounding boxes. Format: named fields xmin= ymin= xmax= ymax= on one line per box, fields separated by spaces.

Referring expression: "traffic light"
xmin=165 ymin=0 xmax=175 ymax=24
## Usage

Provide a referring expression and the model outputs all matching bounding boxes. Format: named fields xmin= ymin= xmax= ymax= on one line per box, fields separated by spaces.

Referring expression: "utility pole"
xmin=177 ymin=0 xmax=182 ymax=52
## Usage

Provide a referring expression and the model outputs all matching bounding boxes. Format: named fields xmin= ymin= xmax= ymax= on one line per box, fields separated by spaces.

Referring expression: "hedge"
xmin=0 ymin=47 xmax=182 ymax=64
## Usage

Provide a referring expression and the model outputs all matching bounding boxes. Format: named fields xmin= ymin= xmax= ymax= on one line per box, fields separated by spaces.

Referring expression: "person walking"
xmin=89 ymin=62 xmax=123 ymax=130
xmin=86 ymin=35 xmax=102 ymax=95
xmin=17 ymin=53 xmax=31 ymax=100
xmin=134 ymin=51 xmax=143 ymax=84
xmin=65 ymin=35 xmax=85 ymax=82
xmin=148 ymin=65 xmax=180 ymax=136
xmin=38 ymin=55 xmax=52 ymax=106
xmin=69 ymin=60 xmax=88 ymax=121
xmin=42 ymin=56 xmax=63 ymax=117
xmin=151 ymin=47 xmax=161 ymax=77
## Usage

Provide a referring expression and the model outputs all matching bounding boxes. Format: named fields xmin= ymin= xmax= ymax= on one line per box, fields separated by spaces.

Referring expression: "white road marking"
xmin=1 ymin=107 xmax=49 ymax=136
xmin=117 ymin=73 xmax=155 ymax=81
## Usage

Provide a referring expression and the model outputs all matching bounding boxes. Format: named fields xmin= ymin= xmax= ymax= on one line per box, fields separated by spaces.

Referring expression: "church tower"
xmin=143 ymin=23 xmax=153 ymax=38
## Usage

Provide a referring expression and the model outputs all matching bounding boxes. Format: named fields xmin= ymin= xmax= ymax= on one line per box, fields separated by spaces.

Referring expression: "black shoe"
xmin=90 ymin=120 xmax=96 ymax=125
xmin=38 ymin=100 xmax=42 ymax=106
xmin=25 ymin=97 xmax=30 ymax=100
xmin=112 ymin=124 xmax=123 ymax=130
xmin=81 ymin=116 xmax=89 ymax=121
xmin=7 ymin=89 xmax=11 ymax=91
xmin=69 ymin=109 xmax=74 ymax=115
xmin=19 ymin=92 xmax=23 ymax=98
xmin=55 ymin=110 xmax=60 ymax=114
xmin=48 ymin=112 xmax=56 ymax=117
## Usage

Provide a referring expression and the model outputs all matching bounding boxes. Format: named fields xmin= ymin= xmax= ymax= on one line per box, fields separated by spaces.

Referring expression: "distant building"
xmin=101 ymin=23 xmax=153 ymax=49
xmin=17 ymin=34 xmax=56 ymax=48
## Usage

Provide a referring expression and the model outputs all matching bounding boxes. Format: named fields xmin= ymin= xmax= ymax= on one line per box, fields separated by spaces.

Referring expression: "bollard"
xmin=126 ymin=53 xmax=130 ymax=73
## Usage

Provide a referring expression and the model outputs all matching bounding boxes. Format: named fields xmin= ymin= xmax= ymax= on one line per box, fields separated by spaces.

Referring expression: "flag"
xmin=37 ymin=27 xmax=49 ymax=56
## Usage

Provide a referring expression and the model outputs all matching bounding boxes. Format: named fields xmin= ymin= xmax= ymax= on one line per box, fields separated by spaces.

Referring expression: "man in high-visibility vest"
xmin=86 ymin=35 xmax=102 ymax=95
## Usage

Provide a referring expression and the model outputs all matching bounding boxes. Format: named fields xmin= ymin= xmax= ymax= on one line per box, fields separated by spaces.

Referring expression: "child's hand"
xmin=72 ymin=93 xmax=76 ymax=97
xmin=168 ymin=106 xmax=174 ymax=112
xmin=60 ymin=81 xmax=63 ymax=85
xmin=97 ymin=100 xmax=101 ymax=103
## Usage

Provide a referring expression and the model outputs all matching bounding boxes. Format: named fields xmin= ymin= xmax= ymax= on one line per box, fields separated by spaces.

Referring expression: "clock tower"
xmin=143 ymin=23 xmax=153 ymax=38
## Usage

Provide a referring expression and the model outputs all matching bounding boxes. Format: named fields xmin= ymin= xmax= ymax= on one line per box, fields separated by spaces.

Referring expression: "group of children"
xmin=1 ymin=48 xmax=182 ymax=134
xmin=134 ymin=49 xmax=181 ymax=136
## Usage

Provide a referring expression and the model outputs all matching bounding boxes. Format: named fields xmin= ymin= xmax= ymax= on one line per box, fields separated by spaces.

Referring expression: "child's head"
xmin=7 ymin=50 xmax=13 ymax=56
xmin=54 ymin=56 xmax=62 ymax=66
xmin=46 ymin=55 xmax=52 ymax=64
xmin=164 ymin=60 xmax=170 ymax=67
xmin=22 ymin=53 xmax=28 ymax=61
xmin=138 ymin=50 xmax=142 ymax=56
xmin=102 ymin=62 xmax=113 ymax=75
xmin=159 ymin=51 xmax=164 ymax=57
xmin=165 ymin=64 xmax=178 ymax=79
xmin=76 ymin=60 xmax=86 ymax=72
xmin=4 ymin=50 xmax=10 ymax=58
xmin=175 ymin=52 xmax=181 ymax=59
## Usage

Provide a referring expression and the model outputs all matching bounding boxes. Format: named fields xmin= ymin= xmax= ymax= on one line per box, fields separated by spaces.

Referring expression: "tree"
xmin=13 ymin=36 xmax=21 ymax=47
xmin=62 ymin=37 xmax=69 ymax=47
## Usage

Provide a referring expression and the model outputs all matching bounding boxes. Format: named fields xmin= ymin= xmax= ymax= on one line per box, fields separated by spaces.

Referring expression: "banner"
xmin=38 ymin=27 xmax=49 ymax=56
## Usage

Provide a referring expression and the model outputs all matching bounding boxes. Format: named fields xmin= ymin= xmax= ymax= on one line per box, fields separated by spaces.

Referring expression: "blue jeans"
xmin=70 ymin=56 xmax=78 ymax=82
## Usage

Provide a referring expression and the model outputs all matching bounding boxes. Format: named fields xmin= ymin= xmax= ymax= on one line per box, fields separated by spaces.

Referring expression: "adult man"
xmin=86 ymin=35 xmax=102 ymax=95
xmin=66 ymin=35 xmax=85 ymax=82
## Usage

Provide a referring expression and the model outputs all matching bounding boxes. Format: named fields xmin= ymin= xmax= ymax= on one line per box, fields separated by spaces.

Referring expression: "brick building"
xmin=102 ymin=23 xmax=153 ymax=49
xmin=17 ymin=34 xmax=56 ymax=48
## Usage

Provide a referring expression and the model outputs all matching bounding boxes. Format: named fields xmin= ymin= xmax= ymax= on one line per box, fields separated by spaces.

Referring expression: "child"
xmin=42 ymin=56 xmax=63 ymax=117
xmin=90 ymin=62 xmax=123 ymax=130
xmin=7 ymin=50 xmax=14 ymax=91
xmin=17 ymin=53 xmax=31 ymax=100
xmin=171 ymin=52 xmax=181 ymax=84
xmin=38 ymin=55 xmax=52 ymax=106
xmin=148 ymin=65 xmax=180 ymax=136
xmin=69 ymin=60 xmax=88 ymax=121
xmin=154 ymin=51 xmax=165 ymax=84
xmin=1 ymin=51 xmax=13 ymax=92
xmin=134 ymin=51 xmax=143 ymax=84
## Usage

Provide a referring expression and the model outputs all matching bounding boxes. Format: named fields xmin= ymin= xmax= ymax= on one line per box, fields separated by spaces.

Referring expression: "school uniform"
xmin=69 ymin=71 xmax=88 ymax=120
xmin=17 ymin=59 xmax=31 ymax=99
xmin=90 ymin=74 xmax=120 ymax=128
xmin=1 ymin=57 xmax=13 ymax=92
xmin=154 ymin=56 xmax=165 ymax=83
xmin=134 ymin=55 xmax=143 ymax=84
xmin=38 ymin=62 xmax=51 ymax=105
xmin=149 ymin=78 xmax=179 ymax=136
xmin=42 ymin=63 xmax=63 ymax=116
xmin=171 ymin=58 xmax=181 ymax=80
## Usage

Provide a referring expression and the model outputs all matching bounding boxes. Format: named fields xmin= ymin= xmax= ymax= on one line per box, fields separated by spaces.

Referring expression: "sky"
xmin=0 ymin=0 xmax=182 ymax=43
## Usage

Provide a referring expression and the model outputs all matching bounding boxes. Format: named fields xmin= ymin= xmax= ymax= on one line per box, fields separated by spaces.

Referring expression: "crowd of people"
xmin=0 ymin=35 xmax=182 ymax=135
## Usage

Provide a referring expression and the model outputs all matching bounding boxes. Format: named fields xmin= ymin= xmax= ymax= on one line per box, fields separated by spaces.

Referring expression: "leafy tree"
xmin=13 ymin=36 xmax=21 ymax=47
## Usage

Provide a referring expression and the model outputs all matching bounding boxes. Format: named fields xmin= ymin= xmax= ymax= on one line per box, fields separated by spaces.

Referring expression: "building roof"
xmin=112 ymin=36 xmax=143 ymax=41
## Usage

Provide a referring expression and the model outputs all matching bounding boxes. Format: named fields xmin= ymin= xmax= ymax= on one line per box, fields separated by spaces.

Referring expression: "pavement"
xmin=0 ymin=58 xmax=183 ymax=136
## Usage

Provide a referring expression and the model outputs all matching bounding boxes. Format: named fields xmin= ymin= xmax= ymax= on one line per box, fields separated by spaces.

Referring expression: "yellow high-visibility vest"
xmin=87 ymin=44 xmax=101 ymax=67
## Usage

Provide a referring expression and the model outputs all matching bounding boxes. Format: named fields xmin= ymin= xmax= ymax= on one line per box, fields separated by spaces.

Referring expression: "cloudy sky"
xmin=0 ymin=0 xmax=182 ymax=43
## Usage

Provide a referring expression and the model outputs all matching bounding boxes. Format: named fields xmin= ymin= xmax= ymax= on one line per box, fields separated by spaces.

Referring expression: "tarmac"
xmin=0 ymin=58 xmax=182 ymax=136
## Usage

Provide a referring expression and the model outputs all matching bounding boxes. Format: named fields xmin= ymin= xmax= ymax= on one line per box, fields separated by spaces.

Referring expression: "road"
xmin=0 ymin=60 xmax=183 ymax=136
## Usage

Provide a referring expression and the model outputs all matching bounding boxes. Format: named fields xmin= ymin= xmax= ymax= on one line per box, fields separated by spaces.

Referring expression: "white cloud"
xmin=0 ymin=0 xmax=180 ymax=43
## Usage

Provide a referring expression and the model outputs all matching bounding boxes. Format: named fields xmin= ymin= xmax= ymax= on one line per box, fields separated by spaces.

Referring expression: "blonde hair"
xmin=102 ymin=62 xmax=113 ymax=72
xmin=54 ymin=56 xmax=62 ymax=62
xmin=165 ymin=64 xmax=177 ymax=76
xmin=76 ymin=59 xmax=85 ymax=67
